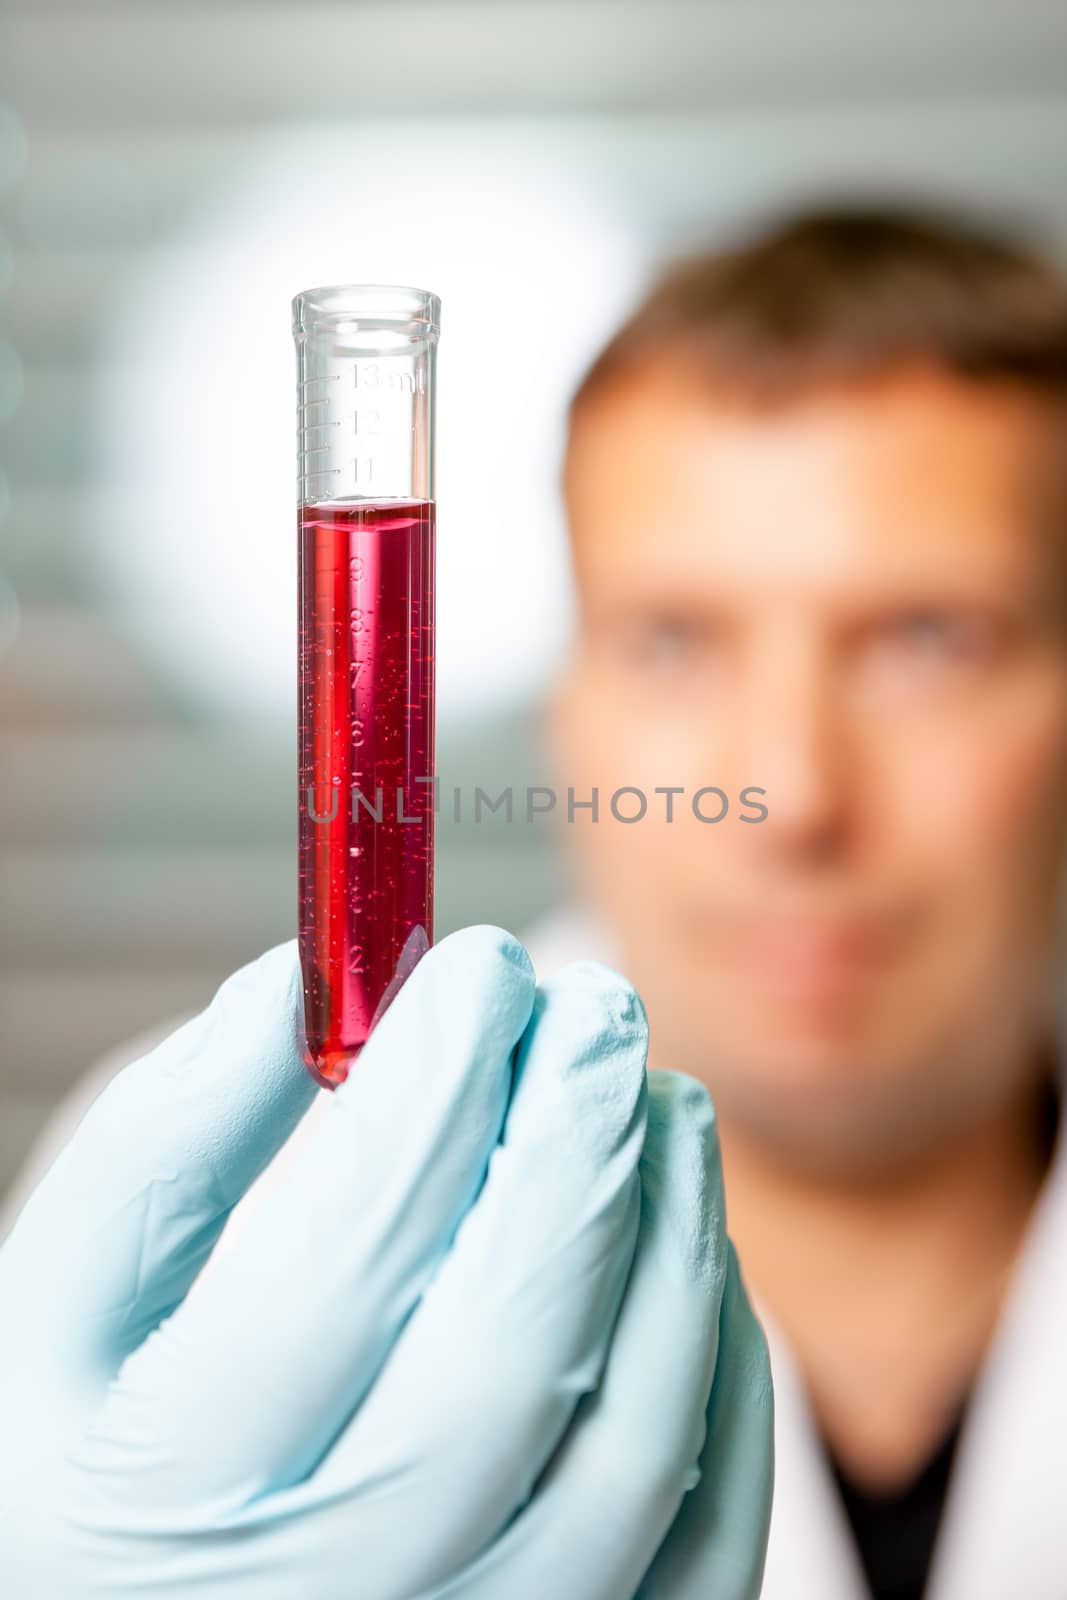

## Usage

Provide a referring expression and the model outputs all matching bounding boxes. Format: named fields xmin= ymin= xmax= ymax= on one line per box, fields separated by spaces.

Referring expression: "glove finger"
xmin=0 ymin=940 xmax=317 ymax=1392
xmin=68 ymin=924 xmax=537 ymax=1523
xmin=409 ymin=1068 xmax=727 ymax=1600
xmin=286 ymin=957 xmax=650 ymax=1596
xmin=637 ymin=1240 xmax=775 ymax=1600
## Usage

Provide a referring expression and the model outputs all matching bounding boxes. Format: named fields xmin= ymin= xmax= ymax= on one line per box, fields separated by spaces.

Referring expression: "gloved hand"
xmin=0 ymin=924 xmax=773 ymax=1599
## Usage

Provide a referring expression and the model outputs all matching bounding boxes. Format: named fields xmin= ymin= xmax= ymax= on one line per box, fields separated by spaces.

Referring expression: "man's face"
xmin=552 ymin=360 xmax=1067 ymax=1172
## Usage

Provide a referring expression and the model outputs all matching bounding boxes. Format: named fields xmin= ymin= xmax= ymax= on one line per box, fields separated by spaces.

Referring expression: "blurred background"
xmin=2 ymin=0 xmax=1067 ymax=1207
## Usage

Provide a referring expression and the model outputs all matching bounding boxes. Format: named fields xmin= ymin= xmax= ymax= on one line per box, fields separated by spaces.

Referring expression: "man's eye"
xmin=624 ymin=618 xmax=703 ymax=667
xmin=881 ymin=612 xmax=979 ymax=656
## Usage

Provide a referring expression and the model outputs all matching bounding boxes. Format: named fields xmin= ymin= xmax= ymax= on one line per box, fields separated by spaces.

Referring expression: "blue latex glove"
xmin=0 ymin=925 xmax=773 ymax=1598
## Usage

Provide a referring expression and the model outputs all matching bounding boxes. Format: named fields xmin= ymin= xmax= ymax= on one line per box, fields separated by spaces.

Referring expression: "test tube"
xmin=293 ymin=285 xmax=440 ymax=1088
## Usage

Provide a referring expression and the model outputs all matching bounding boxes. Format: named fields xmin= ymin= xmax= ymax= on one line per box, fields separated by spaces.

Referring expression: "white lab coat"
xmin=4 ymin=906 xmax=1066 ymax=1598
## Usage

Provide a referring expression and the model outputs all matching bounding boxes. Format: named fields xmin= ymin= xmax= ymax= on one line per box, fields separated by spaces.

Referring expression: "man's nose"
xmin=726 ymin=639 xmax=853 ymax=855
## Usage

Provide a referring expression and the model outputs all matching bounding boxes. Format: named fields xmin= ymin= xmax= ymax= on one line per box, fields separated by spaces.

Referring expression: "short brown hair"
xmin=568 ymin=204 xmax=1067 ymax=417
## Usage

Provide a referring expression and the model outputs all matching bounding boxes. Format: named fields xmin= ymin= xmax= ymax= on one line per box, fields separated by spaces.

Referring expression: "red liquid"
xmin=298 ymin=500 xmax=435 ymax=1087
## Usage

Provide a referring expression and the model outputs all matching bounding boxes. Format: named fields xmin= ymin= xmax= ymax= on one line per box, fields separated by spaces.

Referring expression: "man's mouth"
xmin=683 ymin=904 xmax=912 ymax=992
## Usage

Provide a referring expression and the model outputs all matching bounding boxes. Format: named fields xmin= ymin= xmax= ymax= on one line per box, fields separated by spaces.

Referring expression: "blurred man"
xmin=542 ymin=205 xmax=1067 ymax=1599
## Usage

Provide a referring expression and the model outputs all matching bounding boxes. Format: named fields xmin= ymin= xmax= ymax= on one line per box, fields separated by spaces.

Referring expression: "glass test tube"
xmin=294 ymin=285 xmax=440 ymax=1088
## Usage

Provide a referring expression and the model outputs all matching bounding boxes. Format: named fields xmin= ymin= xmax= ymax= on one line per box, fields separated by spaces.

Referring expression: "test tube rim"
xmin=293 ymin=283 xmax=441 ymax=340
